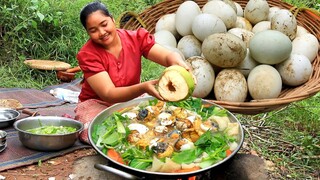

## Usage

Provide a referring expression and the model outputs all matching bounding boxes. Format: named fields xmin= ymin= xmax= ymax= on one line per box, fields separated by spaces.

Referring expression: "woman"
xmin=75 ymin=2 xmax=190 ymax=144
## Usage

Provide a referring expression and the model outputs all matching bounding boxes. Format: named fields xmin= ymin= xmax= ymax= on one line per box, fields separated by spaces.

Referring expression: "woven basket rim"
xmin=121 ymin=0 xmax=320 ymax=114
xmin=24 ymin=59 xmax=72 ymax=71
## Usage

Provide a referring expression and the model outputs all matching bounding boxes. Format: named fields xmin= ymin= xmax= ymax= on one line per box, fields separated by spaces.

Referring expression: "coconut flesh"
xmin=158 ymin=65 xmax=195 ymax=102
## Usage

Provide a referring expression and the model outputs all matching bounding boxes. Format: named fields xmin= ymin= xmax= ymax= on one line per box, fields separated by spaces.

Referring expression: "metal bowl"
xmin=0 ymin=108 xmax=20 ymax=128
xmin=13 ymin=116 xmax=84 ymax=151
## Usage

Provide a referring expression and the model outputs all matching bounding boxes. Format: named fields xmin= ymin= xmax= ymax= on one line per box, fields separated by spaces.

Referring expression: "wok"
xmin=88 ymin=97 xmax=244 ymax=179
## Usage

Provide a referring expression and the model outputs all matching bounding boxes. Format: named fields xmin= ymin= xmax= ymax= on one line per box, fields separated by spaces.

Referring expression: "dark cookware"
xmin=88 ymin=97 xmax=245 ymax=179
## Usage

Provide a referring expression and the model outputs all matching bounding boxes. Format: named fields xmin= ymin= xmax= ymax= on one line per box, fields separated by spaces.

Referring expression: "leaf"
xmin=171 ymin=149 xmax=202 ymax=164
xmin=30 ymin=20 xmax=37 ymax=28
xmin=36 ymin=11 xmax=44 ymax=22
xmin=101 ymin=131 xmax=121 ymax=146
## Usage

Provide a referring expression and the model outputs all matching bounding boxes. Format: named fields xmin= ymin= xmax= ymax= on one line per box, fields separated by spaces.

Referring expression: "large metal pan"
xmin=88 ymin=97 xmax=244 ymax=179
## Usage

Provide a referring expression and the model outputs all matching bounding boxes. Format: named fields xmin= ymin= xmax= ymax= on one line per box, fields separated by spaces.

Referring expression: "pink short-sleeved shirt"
xmin=76 ymin=28 xmax=155 ymax=102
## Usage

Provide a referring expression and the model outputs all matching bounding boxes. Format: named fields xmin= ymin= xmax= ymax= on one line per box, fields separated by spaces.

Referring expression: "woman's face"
xmin=86 ymin=11 xmax=117 ymax=48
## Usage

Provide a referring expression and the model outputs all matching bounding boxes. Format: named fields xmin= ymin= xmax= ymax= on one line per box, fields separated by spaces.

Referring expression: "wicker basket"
xmin=121 ymin=0 xmax=320 ymax=115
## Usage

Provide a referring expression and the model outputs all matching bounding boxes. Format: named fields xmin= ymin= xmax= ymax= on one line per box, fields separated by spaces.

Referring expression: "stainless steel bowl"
xmin=0 ymin=108 xmax=20 ymax=128
xmin=13 ymin=116 xmax=84 ymax=151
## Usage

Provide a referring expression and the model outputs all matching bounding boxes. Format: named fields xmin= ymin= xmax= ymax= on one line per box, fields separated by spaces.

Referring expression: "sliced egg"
xmin=158 ymin=112 xmax=173 ymax=126
xmin=154 ymin=126 xmax=168 ymax=133
xmin=145 ymin=106 xmax=154 ymax=113
xmin=186 ymin=115 xmax=196 ymax=123
xmin=128 ymin=123 xmax=149 ymax=135
xmin=180 ymin=139 xmax=195 ymax=151
xmin=121 ymin=112 xmax=137 ymax=119
xmin=149 ymin=138 xmax=160 ymax=149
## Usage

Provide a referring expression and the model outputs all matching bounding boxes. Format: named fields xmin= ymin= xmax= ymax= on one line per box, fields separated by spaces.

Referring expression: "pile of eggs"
xmin=154 ymin=0 xmax=319 ymax=102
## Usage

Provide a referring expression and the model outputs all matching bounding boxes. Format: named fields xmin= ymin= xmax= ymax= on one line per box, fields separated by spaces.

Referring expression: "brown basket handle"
xmin=116 ymin=11 xmax=146 ymax=29
xmin=290 ymin=6 xmax=320 ymax=20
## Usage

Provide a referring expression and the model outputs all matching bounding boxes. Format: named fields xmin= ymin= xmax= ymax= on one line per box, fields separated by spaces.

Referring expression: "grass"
xmin=237 ymin=93 xmax=320 ymax=179
xmin=0 ymin=0 xmax=319 ymax=179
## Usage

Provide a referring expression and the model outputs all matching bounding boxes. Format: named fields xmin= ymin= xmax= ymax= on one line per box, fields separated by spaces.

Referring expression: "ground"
xmin=0 ymin=141 xmax=263 ymax=180
xmin=0 ymin=148 xmax=96 ymax=180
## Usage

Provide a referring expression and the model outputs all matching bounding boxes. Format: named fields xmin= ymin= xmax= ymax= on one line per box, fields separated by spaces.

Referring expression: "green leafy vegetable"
xmin=27 ymin=125 xmax=76 ymax=135
xmin=171 ymin=148 xmax=202 ymax=164
xmin=129 ymin=159 xmax=152 ymax=170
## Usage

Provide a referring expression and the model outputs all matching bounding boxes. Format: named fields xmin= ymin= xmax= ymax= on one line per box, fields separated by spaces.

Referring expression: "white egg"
xmin=248 ymin=65 xmax=282 ymax=100
xmin=202 ymin=33 xmax=247 ymax=68
xmin=249 ymin=30 xmax=292 ymax=64
xmin=186 ymin=56 xmax=215 ymax=98
xmin=276 ymin=54 xmax=313 ymax=86
xmin=175 ymin=1 xmax=201 ymax=36
xmin=235 ymin=48 xmax=259 ymax=78
xmin=291 ymin=33 xmax=319 ymax=62
xmin=235 ymin=17 xmax=253 ymax=31
xmin=234 ymin=2 xmax=244 ymax=17
xmin=155 ymin=13 xmax=180 ymax=40
xmin=214 ymin=69 xmax=248 ymax=102
xmin=271 ymin=9 xmax=297 ymax=40
xmin=244 ymin=0 xmax=270 ymax=25
xmin=202 ymin=1 xmax=237 ymax=29
xmin=252 ymin=21 xmax=271 ymax=34
xmin=223 ymin=0 xmax=238 ymax=13
xmin=228 ymin=28 xmax=254 ymax=48
xmin=295 ymin=25 xmax=309 ymax=37
xmin=192 ymin=13 xmax=226 ymax=42
xmin=154 ymin=30 xmax=177 ymax=48
xmin=267 ymin=6 xmax=281 ymax=21
xmin=162 ymin=45 xmax=185 ymax=60
xmin=177 ymin=35 xmax=202 ymax=59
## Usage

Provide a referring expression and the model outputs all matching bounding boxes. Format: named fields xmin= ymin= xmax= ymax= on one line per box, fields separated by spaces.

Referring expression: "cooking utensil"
xmin=56 ymin=66 xmax=81 ymax=82
xmin=0 ymin=108 xmax=20 ymax=128
xmin=14 ymin=116 xmax=84 ymax=151
xmin=88 ymin=97 xmax=245 ymax=179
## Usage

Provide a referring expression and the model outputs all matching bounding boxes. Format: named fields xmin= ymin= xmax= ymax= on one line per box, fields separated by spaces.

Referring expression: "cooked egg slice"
xmin=180 ymin=139 xmax=195 ymax=151
xmin=128 ymin=123 xmax=149 ymax=135
xmin=145 ymin=106 xmax=154 ymax=113
xmin=149 ymin=138 xmax=160 ymax=149
xmin=186 ymin=115 xmax=196 ymax=123
xmin=121 ymin=112 xmax=137 ymax=119
xmin=158 ymin=112 xmax=173 ymax=126
xmin=154 ymin=126 xmax=168 ymax=133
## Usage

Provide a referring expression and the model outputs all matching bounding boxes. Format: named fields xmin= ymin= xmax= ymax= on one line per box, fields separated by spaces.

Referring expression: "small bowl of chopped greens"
xmin=13 ymin=116 xmax=83 ymax=151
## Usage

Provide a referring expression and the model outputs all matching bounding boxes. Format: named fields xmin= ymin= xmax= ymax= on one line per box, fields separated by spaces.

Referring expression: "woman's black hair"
xmin=80 ymin=1 xmax=112 ymax=29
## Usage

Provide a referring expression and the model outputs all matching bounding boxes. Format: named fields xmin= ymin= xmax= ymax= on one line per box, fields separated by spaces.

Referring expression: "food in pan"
xmin=91 ymin=98 xmax=240 ymax=173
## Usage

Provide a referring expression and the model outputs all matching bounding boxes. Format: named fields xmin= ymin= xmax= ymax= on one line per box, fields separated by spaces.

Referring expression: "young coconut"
xmin=158 ymin=65 xmax=195 ymax=102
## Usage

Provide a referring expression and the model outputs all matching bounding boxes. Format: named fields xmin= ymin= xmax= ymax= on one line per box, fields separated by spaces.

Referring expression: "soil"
xmin=0 ymin=148 xmax=96 ymax=180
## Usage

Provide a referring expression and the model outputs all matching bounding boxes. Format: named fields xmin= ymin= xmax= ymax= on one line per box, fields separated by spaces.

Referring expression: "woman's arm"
xmin=146 ymin=44 xmax=190 ymax=70
xmin=86 ymin=71 xmax=163 ymax=103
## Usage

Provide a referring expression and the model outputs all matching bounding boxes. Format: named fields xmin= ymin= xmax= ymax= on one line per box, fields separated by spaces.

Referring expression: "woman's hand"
xmin=142 ymin=80 xmax=164 ymax=101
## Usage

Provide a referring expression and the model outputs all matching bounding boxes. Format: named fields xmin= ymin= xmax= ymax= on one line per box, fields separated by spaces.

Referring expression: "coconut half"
xmin=158 ymin=65 xmax=195 ymax=102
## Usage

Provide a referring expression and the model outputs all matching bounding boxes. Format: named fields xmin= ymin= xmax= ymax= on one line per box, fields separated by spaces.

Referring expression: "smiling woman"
xmin=74 ymin=1 xmax=191 ymax=144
